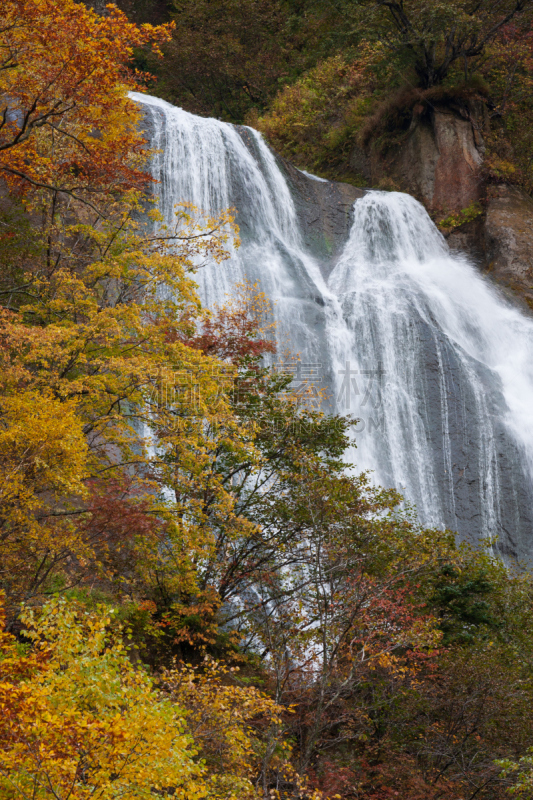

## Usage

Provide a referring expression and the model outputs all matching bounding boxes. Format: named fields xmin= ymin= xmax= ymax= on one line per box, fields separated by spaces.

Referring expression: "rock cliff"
xmin=483 ymin=185 xmax=533 ymax=308
xmin=374 ymin=106 xmax=484 ymax=214
xmin=368 ymin=104 xmax=533 ymax=310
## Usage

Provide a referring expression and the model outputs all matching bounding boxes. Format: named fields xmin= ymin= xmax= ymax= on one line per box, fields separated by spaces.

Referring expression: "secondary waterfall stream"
xmin=132 ymin=92 xmax=533 ymax=561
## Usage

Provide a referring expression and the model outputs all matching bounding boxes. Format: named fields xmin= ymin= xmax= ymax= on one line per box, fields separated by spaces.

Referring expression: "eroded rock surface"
xmin=278 ymin=156 xmax=363 ymax=278
xmin=367 ymin=104 xmax=533 ymax=312
xmin=484 ymin=185 xmax=533 ymax=308
xmin=373 ymin=107 xmax=484 ymax=214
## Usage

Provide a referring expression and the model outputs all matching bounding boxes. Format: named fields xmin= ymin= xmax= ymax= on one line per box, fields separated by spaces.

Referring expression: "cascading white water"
xmin=133 ymin=92 xmax=533 ymax=560
xmin=131 ymin=92 xmax=332 ymax=368
xmin=329 ymin=192 xmax=533 ymax=550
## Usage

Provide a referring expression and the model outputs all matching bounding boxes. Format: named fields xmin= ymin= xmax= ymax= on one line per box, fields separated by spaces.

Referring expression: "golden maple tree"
xmin=0 ymin=0 xmax=171 ymax=203
xmin=0 ymin=596 xmax=285 ymax=799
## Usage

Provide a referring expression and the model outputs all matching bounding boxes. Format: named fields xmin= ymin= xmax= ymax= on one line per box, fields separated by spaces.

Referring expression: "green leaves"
xmin=428 ymin=563 xmax=498 ymax=645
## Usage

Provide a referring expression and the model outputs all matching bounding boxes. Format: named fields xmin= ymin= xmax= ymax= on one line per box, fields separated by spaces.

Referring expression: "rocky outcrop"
xmin=444 ymin=185 xmax=533 ymax=310
xmin=279 ymin=157 xmax=363 ymax=277
xmin=372 ymin=106 xmax=484 ymax=214
xmin=445 ymin=216 xmax=486 ymax=266
xmin=483 ymin=185 xmax=533 ymax=308
xmin=366 ymin=103 xmax=533 ymax=310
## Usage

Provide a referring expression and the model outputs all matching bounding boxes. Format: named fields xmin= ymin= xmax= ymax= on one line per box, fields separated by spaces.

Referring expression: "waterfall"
xmin=329 ymin=192 xmax=533 ymax=555
xmin=132 ymin=92 xmax=533 ymax=561
xmin=131 ymin=92 xmax=332 ymax=369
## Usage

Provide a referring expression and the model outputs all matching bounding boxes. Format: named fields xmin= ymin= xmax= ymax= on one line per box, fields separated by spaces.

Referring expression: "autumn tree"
xmin=0 ymin=0 xmax=253 ymax=620
xmin=0 ymin=596 xmax=287 ymax=799
xmin=0 ymin=196 xmax=251 ymax=617
xmin=162 ymin=658 xmax=289 ymax=799
xmin=0 ymin=0 xmax=172 ymax=200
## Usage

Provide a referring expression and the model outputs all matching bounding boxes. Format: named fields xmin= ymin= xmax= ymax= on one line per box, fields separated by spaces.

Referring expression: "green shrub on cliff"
xmin=112 ymin=0 xmax=533 ymax=196
xmin=252 ymin=47 xmax=393 ymax=183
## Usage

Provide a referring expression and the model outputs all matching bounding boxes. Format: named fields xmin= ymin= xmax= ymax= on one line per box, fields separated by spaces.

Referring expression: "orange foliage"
xmin=0 ymin=0 xmax=172 ymax=205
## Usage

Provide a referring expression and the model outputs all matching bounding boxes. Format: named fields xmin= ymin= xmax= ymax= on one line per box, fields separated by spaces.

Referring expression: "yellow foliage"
xmin=164 ymin=659 xmax=285 ymax=799
xmin=0 ymin=601 xmax=290 ymax=800
xmin=0 ymin=0 xmax=268 ymax=618
xmin=0 ymin=199 xmax=255 ymax=611
xmin=0 ymin=598 xmax=205 ymax=799
xmin=0 ymin=598 xmax=288 ymax=800
xmin=0 ymin=387 xmax=89 ymax=612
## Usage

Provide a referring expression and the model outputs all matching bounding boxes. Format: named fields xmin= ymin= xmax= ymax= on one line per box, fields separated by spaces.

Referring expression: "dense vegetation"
xmin=2 ymin=1 xmax=533 ymax=799
xmin=115 ymin=0 xmax=533 ymax=193
xmin=256 ymin=2 xmax=533 ymax=193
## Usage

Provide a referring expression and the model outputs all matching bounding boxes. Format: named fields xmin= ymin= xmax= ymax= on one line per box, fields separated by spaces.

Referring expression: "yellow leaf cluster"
xmin=0 ymin=598 xmax=287 ymax=799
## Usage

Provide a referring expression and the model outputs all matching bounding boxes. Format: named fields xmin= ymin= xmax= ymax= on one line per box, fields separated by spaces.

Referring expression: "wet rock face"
xmin=484 ymin=185 xmax=533 ymax=308
xmin=382 ymin=108 xmax=484 ymax=213
xmin=276 ymin=156 xmax=364 ymax=279
xmin=430 ymin=110 xmax=484 ymax=211
xmin=444 ymin=185 xmax=533 ymax=313
xmin=446 ymin=216 xmax=486 ymax=267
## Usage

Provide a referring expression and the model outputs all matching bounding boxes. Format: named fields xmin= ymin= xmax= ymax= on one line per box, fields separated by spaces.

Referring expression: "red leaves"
xmin=187 ymin=284 xmax=276 ymax=366
xmin=81 ymin=475 xmax=166 ymax=582
xmin=83 ymin=475 xmax=163 ymax=548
